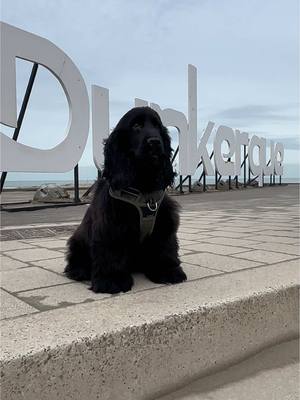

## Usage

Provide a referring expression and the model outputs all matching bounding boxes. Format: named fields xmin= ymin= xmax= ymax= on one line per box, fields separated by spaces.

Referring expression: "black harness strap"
xmin=109 ymin=187 xmax=165 ymax=242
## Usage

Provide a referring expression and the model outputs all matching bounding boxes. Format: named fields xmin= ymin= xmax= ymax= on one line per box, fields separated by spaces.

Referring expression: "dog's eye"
xmin=133 ymin=122 xmax=143 ymax=130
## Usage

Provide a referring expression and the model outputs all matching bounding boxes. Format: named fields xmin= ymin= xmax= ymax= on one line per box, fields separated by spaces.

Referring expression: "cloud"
xmin=213 ymin=104 xmax=299 ymax=123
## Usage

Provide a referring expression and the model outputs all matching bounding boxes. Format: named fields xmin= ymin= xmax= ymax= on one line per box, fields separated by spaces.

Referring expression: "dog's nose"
xmin=146 ymin=137 xmax=162 ymax=151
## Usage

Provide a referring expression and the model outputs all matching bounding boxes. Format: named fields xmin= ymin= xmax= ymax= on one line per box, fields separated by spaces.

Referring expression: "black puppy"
xmin=65 ymin=107 xmax=186 ymax=293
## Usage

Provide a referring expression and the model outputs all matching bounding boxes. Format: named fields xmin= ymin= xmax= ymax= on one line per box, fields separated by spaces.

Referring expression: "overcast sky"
xmin=1 ymin=0 xmax=299 ymax=175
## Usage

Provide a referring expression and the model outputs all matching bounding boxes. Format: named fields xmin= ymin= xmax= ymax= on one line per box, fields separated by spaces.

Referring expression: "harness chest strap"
xmin=109 ymin=187 xmax=165 ymax=242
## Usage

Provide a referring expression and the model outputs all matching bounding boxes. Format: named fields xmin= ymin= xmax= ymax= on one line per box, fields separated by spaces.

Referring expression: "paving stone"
xmin=31 ymin=257 xmax=66 ymax=274
xmin=200 ymin=237 xmax=263 ymax=248
xmin=182 ymin=263 xmax=223 ymax=281
xmin=182 ymin=242 xmax=247 ymax=255
xmin=245 ymin=235 xmax=299 ymax=245
xmin=4 ymin=248 xmax=63 ymax=262
xmin=204 ymin=231 xmax=252 ymax=239
xmin=1 ymin=267 xmax=70 ymax=292
xmin=177 ymin=233 xmax=206 ymax=241
xmin=178 ymin=227 xmax=203 ymax=234
xmin=17 ymin=283 xmax=110 ymax=310
xmin=181 ymin=252 xmax=263 ymax=272
xmin=0 ymin=241 xmax=36 ymax=252
xmin=232 ymin=250 xmax=296 ymax=264
xmin=179 ymin=239 xmax=199 ymax=247
xmin=260 ymin=230 xmax=300 ymax=239
xmin=245 ymin=242 xmax=300 ymax=256
xmin=179 ymin=248 xmax=194 ymax=256
xmin=0 ymin=289 xmax=37 ymax=319
xmin=131 ymin=273 xmax=164 ymax=292
xmin=32 ymin=239 xmax=67 ymax=249
xmin=0 ymin=255 xmax=29 ymax=271
xmin=214 ymin=227 xmax=260 ymax=234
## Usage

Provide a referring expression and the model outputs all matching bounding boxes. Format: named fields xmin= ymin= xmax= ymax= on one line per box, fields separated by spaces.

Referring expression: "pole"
xmin=228 ymin=157 xmax=231 ymax=190
xmin=74 ymin=165 xmax=80 ymax=203
xmin=0 ymin=63 xmax=39 ymax=193
xmin=244 ymin=145 xmax=247 ymax=187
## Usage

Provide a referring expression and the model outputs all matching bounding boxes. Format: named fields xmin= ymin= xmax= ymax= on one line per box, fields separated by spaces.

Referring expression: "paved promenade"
xmin=0 ymin=185 xmax=299 ymax=399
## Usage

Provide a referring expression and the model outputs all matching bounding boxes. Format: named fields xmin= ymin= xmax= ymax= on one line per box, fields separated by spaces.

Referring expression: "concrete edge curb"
xmin=1 ymin=263 xmax=299 ymax=400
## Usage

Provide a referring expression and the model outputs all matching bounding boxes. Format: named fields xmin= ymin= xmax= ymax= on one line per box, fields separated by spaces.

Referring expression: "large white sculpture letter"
xmin=0 ymin=22 xmax=89 ymax=172
xmin=214 ymin=125 xmax=236 ymax=176
xmin=274 ymin=143 xmax=284 ymax=175
xmin=92 ymin=85 xmax=109 ymax=170
xmin=248 ymin=135 xmax=266 ymax=187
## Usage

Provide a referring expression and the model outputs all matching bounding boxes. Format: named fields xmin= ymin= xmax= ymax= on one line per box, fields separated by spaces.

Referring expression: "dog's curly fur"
xmin=65 ymin=107 xmax=186 ymax=293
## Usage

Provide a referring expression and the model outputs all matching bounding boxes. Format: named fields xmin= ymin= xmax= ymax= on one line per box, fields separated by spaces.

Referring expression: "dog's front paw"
xmin=90 ymin=273 xmax=134 ymax=294
xmin=146 ymin=266 xmax=187 ymax=285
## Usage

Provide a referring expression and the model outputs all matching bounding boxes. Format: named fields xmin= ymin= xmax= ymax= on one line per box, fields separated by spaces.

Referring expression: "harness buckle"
xmin=147 ymin=200 xmax=158 ymax=212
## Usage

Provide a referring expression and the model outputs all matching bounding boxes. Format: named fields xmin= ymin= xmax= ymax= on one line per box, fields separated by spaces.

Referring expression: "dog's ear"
xmin=161 ymin=127 xmax=173 ymax=160
xmin=161 ymin=127 xmax=176 ymax=187
xmin=102 ymin=129 xmax=135 ymax=189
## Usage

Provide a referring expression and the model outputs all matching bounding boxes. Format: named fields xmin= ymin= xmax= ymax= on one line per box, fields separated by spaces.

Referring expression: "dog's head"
xmin=103 ymin=107 xmax=175 ymax=192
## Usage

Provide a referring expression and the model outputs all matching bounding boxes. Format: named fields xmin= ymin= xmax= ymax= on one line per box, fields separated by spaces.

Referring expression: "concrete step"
xmin=156 ymin=339 xmax=299 ymax=400
xmin=1 ymin=261 xmax=299 ymax=400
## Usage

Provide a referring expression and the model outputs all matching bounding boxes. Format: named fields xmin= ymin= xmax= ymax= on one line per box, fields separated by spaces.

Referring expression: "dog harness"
xmin=109 ymin=186 xmax=165 ymax=242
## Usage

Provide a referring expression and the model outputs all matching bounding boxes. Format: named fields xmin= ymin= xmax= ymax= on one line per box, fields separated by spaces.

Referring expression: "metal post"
xmin=235 ymin=175 xmax=238 ymax=189
xmin=0 ymin=63 xmax=39 ymax=193
xmin=203 ymin=170 xmax=206 ymax=192
xmin=273 ymin=174 xmax=276 ymax=185
xmin=188 ymin=175 xmax=192 ymax=192
xmin=179 ymin=175 xmax=183 ymax=194
xmin=270 ymin=174 xmax=272 ymax=186
xmin=248 ymin=163 xmax=251 ymax=185
xmin=279 ymin=175 xmax=282 ymax=185
xmin=215 ymin=170 xmax=218 ymax=190
xmin=243 ymin=145 xmax=247 ymax=187
xmin=74 ymin=165 xmax=80 ymax=203
xmin=228 ymin=157 xmax=231 ymax=190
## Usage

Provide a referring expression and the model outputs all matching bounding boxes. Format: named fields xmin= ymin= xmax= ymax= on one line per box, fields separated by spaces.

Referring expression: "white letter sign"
xmin=0 ymin=22 xmax=89 ymax=172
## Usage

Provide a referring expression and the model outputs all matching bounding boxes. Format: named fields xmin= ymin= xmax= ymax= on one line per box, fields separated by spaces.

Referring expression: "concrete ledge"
xmin=1 ymin=262 xmax=299 ymax=400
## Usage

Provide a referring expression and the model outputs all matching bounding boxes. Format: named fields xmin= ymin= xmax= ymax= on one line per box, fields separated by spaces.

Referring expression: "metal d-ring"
xmin=147 ymin=200 xmax=158 ymax=212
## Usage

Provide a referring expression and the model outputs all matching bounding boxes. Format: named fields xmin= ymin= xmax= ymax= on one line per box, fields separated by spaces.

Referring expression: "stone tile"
xmin=245 ymin=235 xmax=299 ymax=245
xmin=182 ymin=263 xmax=223 ymax=281
xmin=232 ymin=250 xmax=296 ymax=264
xmin=4 ymin=248 xmax=63 ymax=262
xmin=31 ymin=257 xmax=66 ymax=274
xmin=131 ymin=273 xmax=164 ymax=292
xmin=179 ymin=248 xmax=194 ymax=256
xmin=200 ymin=237 xmax=263 ymax=248
xmin=182 ymin=242 xmax=247 ymax=255
xmin=33 ymin=239 xmax=67 ymax=249
xmin=1 ymin=267 xmax=70 ymax=292
xmin=238 ymin=243 xmax=300 ymax=256
xmin=0 ymin=241 xmax=36 ymax=252
xmin=214 ymin=227 xmax=259 ymax=234
xmin=178 ymin=239 xmax=198 ymax=247
xmin=0 ymin=289 xmax=37 ymax=319
xmin=177 ymin=233 xmax=206 ymax=241
xmin=181 ymin=252 xmax=263 ymax=272
xmin=17 ymin=283 xmax=110 ymax=310
xmin=204 ymin=231 xmax=252 ymax=239
xmin=260 ymin=230 xmax=300 ymax=239
xmin=0 ymin=255 xmax=29 ymax=271
xmin=178 ymin=227 xmax=202 ymax=234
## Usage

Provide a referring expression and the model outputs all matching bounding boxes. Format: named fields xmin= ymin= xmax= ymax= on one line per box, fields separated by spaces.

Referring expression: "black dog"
xmin=65 ymin=107 xmax=186 ymax=293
